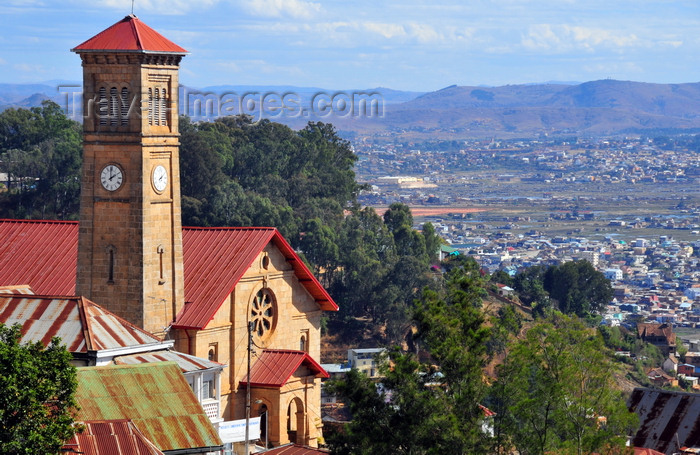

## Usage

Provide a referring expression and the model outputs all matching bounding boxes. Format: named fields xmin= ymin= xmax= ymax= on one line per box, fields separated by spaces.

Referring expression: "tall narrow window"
xmin=160 ymin=88 xmax=167 ymax=126
xmin=157 ymin=245 xmax=165 ymax=284
xmin=120 ymin=87 xmax=129 ymax=126
xmin=154 ymin=88 xmax=160 ymax=126
xmin=98 ymin=87 xmax=108 ymax=126
xmin=148 ymin=88 xmax=153 ymax=125
xmin=107 ymin=246 xmax=116 ymax=284
xmin=109 ymin=87 xmax=118 ymax=126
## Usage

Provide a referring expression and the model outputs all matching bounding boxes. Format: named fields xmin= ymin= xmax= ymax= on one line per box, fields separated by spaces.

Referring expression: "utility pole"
xmin=245 ymin=321 xmax=253 ymax=455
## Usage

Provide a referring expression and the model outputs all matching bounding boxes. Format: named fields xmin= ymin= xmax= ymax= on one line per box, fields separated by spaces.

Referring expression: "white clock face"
xmin=152 ymin=165 xmax=168 ymax=193
xmin=100 ymin=164 xmax=123 ymax=191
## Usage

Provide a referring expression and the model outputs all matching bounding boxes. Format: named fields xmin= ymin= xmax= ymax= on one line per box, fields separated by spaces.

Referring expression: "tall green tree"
xmin=491 ymin=314 xmax=638 ymax=455
xmin=421 ymin=222 xmax=442 ymax=263
xmin=0 ymin=323 xmax=80 ymax=454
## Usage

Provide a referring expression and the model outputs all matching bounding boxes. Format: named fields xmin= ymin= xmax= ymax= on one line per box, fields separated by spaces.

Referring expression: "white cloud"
xmin=521 ymin=24 xmax=639 ymax=52
xmin=239 ymin=0 xmax=322 ymax=19
xmin=364 ymin=22 xmax=406 ymax=40
xmin=361 ymin=22 xmax=475 ymax=46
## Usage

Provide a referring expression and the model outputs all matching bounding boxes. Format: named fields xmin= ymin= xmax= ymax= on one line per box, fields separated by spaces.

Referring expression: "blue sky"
xmin=1 ymin=0 xmax=699 ymax=91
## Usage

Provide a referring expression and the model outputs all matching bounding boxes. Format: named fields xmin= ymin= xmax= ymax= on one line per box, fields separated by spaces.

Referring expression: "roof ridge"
xmin=81 ymin=297 xmax=163 ymax=343
xmin=77 ymin=296 xmax=95 ymax=351
xmin=130 ymin=15 xmax=144 ymax=51
xmin=183 ymin=226 xmax=277 ymax=231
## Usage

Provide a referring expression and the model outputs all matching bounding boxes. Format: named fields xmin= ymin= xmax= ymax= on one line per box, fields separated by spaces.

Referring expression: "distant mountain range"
xmin=3 ymin=80 xmax=700 ymax=140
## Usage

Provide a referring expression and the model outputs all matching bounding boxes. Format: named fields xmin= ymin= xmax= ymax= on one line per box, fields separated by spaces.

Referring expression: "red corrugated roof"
xmin=0 ymin=294 xmax=162 ymax=352
xmin=0 ymin=219 xmax=78 ymax=296
xmin=0 ymin=221 xmax=338 ymax=330
xmin=72 ymin=15 xmax=187 ymax=54
xmin=240 ymin=349 xmax=329 ymax=388
xmin=63 ymin=420 xmax=164 ymax=455
xmin=264 ymin=444 xmax=330 ymax=455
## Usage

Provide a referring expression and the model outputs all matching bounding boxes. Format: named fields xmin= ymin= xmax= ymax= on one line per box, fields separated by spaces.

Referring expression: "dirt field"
xmin=374 ymin=206 xmax=489 ymax=217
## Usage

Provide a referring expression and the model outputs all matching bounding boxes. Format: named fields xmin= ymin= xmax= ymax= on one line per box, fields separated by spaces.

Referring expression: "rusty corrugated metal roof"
xmin=0 ymin=221 xmax=338 ymax=330
xmin=240 ymin=349 xmax=329 ymax=388
xmin=62 ymin=420 xmax=164 ymax=455
xmin=72 ymin=15 xmax=187 ymax=54
xmin=0 ymin=285 xmax=34 ymax=294
xmin=0 ymin=219 xmax=77 ymax=295
xmin=634 ymin=449 xmax=666 ymax=455
xmin=0 ymin=294 xmax=161 ymax=352
xmin=114 ymin=349 xmax=225 ymax=373
xmin=638 ymin=322 xmax=677 ymax=344
xmin=75 ymin=362 xmax=222 ymax=452
xmin=629 ymin=387 xmax=700 ymax=454
xmin=264 ymin=444 xmax=330 ymax=454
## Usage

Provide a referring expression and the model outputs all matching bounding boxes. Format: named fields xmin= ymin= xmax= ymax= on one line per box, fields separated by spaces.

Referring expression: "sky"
xmin=1 ymin=0 xmax=700 ymax=92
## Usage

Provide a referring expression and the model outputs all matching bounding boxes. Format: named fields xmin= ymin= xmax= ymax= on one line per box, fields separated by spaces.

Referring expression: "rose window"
xmin=250 ymin=289 xmax=276 ymax=344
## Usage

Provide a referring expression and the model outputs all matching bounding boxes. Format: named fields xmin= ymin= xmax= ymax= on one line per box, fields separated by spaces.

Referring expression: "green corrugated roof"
xmin=76 ymin=362 xmax=222 ymax=452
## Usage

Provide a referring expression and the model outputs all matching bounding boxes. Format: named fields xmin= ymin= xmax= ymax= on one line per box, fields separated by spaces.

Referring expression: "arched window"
xmin=300 ymin=335 xmax=306 ymax=352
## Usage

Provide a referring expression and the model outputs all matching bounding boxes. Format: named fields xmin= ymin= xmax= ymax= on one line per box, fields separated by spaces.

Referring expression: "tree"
xmin=0 ymin=101 xmax=82 ymax=220
xmin=491 ymin=314 xmax=638 ymax=455
xmin=489 ymin=270 xmax=513 ymax=288
xmin=543 ymin=260 xmax=613 ymax=317
xmin=421 ymin=222 xmax=442 ymax=263
xmin=327 ymin=353 xmax=454 ymax=455
xmin=512 ymin=265 xmax=551 ymax=317
xmin=0 ymin=323 xmax=80 ymax=454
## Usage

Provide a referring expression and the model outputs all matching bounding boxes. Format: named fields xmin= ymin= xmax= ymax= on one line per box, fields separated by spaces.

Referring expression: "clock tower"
xmin=72 ymin=15 xmax=187 ymax=335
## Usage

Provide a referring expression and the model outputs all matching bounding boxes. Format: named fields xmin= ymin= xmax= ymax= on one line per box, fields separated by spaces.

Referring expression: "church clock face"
xmin=100 ymin=164 xmax=123 ymax=191
xmin=152 ymin=165 xmax=168 ymax=193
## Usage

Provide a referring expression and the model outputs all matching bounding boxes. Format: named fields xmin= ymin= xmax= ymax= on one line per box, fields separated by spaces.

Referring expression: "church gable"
xmin=176 ymin=227 xmax=337 ymax=330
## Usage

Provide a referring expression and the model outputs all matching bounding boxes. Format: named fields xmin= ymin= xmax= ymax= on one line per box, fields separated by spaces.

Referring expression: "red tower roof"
xmin=71 ymin=15 xmax=187 ymax=54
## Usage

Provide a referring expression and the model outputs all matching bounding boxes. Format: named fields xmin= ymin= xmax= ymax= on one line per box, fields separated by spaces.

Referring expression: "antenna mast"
xmin=131 ymin=0 xmax=135 ymax=15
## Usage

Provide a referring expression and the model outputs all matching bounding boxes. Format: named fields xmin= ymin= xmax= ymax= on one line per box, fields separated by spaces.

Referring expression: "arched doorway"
xmin=258 ymin=403 xmax=268 ymax=448
xmin=286 ymin=397 xmax=305 ymax=444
